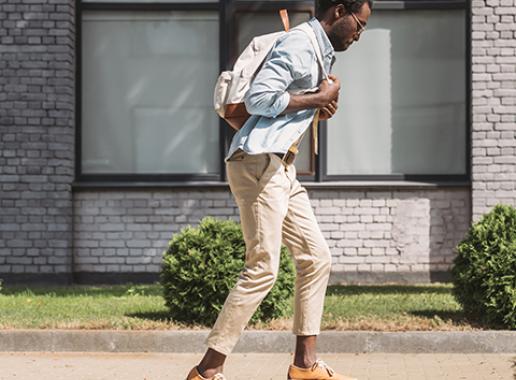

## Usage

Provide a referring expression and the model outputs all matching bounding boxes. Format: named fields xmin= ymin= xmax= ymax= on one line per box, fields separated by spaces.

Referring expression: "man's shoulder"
xmin=272 ymin=23 xmax=315 ymax=58
xmin=277 ymin=23 xmax=311 ymax=44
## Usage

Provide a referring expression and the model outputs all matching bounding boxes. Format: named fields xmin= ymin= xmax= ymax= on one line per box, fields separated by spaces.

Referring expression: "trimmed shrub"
xmin=451 ymin=204 xmax=516 ymax=329
xmin=160 ymin=216 xmax=295 ymax=326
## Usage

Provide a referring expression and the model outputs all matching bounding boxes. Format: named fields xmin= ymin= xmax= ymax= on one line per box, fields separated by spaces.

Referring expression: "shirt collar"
xmin=308 ymin=17 xmax=335 ymax=60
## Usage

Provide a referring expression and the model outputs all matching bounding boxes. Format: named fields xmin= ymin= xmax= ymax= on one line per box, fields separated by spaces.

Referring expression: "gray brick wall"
xmin=73 ymin=188 xmax=470 ymax=284
xmin=0 ymin=0 xmax=75 ymax=279
xmin=472 ymin=0 xmax=516 ymax=221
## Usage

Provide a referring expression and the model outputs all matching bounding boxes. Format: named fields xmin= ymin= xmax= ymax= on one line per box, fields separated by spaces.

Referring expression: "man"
xmin=187 ymin=1 xmax=372 ymax=379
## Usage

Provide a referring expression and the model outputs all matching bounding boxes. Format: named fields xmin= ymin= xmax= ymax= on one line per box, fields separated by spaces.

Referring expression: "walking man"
xmin=187 ymin=1 xmax=372 ymax=379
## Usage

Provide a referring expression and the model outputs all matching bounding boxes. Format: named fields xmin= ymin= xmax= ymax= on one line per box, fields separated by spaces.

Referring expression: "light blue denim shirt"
xmin=224 ymin=17 xmax=335 ymax=162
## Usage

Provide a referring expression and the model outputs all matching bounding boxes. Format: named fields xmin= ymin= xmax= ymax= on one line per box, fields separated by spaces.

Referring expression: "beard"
xmin=329 ymin=35 xmax=348 ymax=51
xmin=327 ymin=20 xmax=355 ymax=52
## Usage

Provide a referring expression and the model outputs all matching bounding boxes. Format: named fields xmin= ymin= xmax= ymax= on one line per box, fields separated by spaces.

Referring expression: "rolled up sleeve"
xmin=244 ymin=31 xmax=313 ymax=118
xmin=245 ymin=90 xmax=290 ymax=118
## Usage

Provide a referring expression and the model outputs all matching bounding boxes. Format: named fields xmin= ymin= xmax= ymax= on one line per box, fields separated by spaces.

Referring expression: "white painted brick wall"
xmin=0 ymin=0 xmax=75 ymax=276
xmin=472 ymin=0 xmax=516 ymax=221
xmin=73 ymin=188 xmax=470 ymax=278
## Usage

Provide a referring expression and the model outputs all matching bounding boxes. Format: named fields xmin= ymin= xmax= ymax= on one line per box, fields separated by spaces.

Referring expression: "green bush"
xmin=451 ymin=204 xmax=516 ymax=329
xmin=160 ymin=216 xmax=295 ymax=326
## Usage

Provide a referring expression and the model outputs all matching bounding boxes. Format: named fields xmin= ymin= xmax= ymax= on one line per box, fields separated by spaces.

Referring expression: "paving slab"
xmin=0 ymin=352 xmax=514 ymax=380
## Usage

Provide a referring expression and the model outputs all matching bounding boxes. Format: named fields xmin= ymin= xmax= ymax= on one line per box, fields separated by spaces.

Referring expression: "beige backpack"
xmin=213 ymin=10 xmax=290 ymax=131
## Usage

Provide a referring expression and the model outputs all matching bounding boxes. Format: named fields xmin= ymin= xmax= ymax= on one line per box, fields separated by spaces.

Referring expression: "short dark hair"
xmin=317 ymin=0 xmax=373 ymax=15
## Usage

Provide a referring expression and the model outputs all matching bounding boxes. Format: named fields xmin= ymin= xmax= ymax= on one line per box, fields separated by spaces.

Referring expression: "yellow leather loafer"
xmin=186 ymin=365 xmax=227 ymax=380
xmin=287 ymin=359 xmax=357 ymax=380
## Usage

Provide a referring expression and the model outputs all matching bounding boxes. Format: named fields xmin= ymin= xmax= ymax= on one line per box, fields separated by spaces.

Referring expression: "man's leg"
xmin=281 ymin=164 xmax=332 ymax=368
xmin=196 ymin=348 xmax=226 ymax=379
xmin=196 ymin=153 xmax=290 ymax=377
xmin=293 ymin=335 xmax=318 ymax=368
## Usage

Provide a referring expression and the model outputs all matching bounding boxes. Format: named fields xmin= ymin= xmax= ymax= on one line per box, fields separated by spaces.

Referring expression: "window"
xmin=326 ymin=9 xmax=467 ymax=177
xmin=77 ymin=0 xmax=469 ymax=184
xmin=81 ymin=10 xmax=219 ymax=176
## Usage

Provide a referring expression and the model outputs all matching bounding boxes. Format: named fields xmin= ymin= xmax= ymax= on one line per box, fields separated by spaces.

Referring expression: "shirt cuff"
xmin=269 ymin=91 xmax=290 ymax=118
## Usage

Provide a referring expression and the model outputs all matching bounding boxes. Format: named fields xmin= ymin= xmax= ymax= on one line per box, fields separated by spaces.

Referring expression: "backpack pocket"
xmin=213 ymin=71 xmax=232 ymax=118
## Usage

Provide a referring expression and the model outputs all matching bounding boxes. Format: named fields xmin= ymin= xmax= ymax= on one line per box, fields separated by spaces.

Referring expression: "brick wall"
xmin=73 ymin=188 xmax=470 ymax=284
xmin=0 ymin=0 xmax=75 ymax=282
xmin=472 ymin=0 xmax=516 ymax=221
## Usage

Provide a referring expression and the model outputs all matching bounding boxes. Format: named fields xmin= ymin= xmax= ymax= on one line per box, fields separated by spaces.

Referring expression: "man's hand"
xmin=318 ymin=74 xmax=340 ymax=104
xmin=280 ymin=75 xmax=341 ymax=116
xmin=319 ymin=100 xmax=338 ymax=120
xmin=318 ymin=75 xmax=340 ymax=120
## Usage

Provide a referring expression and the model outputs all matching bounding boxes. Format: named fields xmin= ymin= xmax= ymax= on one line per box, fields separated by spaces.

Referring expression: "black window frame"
xmin=74 ymin=0 xmax=471 ymax=187
xmin=321 ymin=0 xmax=471 ymax=183
xmin=75 ymin=1 xmax=222 ymax=183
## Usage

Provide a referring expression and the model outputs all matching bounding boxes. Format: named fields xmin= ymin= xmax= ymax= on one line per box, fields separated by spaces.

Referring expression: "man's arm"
xmin=244 ymin=31 xmax=316 ymax=118
xmin=244 ymin=31 xmax=341 ymax=119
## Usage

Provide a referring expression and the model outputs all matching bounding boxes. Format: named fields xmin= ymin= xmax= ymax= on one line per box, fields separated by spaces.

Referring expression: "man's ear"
xmin=334 ymin=4 xmax=347 ymax=20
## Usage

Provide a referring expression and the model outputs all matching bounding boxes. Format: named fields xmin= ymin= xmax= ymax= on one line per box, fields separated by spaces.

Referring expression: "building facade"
xmin=0 ymin=0 xmax=515 ymax=285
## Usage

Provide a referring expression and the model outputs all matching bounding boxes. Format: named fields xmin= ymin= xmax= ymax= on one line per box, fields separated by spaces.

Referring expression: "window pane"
xmin=81 ymin=11 xmax=220 ymax=174
xmin=236 ymin=11 xmax=313 ymax=174
xmin=327 ymin=10 xmax=466 ymax=175
xmin=294 ymin=129 xmax=313 ymax=175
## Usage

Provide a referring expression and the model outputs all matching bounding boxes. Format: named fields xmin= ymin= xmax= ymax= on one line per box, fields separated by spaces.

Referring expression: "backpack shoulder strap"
xmin=293 ymin=23 xmax=329 ymax=81
xmin=285 ymin=22 xmax=330 ymax=158
xmin=279 ymin=9 xmax=290 ymax=32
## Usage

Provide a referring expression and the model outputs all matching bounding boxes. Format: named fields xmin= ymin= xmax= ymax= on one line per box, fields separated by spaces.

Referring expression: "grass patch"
xmin=323 ymin=283 xmax=475 ymax=331
xmin=0 ymin=282 xmax=491 ymax=331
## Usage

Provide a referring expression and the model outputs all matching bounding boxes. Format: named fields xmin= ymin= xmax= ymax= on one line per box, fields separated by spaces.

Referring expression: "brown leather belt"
xmin=272 ymin=151 xmax=295 ymax=165
xmin=228 ymin=149 xmax=295 ymax=165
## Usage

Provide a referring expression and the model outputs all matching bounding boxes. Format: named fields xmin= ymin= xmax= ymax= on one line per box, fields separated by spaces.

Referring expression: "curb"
xmin=0 ymin=330 xmax=515 ymax=353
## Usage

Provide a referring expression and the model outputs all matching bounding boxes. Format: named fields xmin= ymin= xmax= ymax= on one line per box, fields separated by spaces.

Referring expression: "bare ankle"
xmin=197 ymin=348 xmax=226 ymax=377
xmin=197 ymin=364 xmax=224 ymax=378
xmin=294 ymin=335 xmax=317 ymax=368
xmin=293 ymin=357 xmax=317 ymax=368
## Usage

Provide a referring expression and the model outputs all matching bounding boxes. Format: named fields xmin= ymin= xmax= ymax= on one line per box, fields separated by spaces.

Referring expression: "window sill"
xmin=72 ymin=180 xmax=471 ymax=191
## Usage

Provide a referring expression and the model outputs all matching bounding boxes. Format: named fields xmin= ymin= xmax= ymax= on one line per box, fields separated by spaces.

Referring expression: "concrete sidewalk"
xmin=0 ymin=352 xmax=514 ymax=380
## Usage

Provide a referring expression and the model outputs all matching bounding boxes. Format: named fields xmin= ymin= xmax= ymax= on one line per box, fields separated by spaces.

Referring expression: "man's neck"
xmin=315 ymin=17 xmax=332 ymax=41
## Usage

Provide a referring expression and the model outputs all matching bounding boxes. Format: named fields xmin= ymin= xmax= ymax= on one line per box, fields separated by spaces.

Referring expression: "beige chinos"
xmin=204 ymin=149 xmax=332 ymax=356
